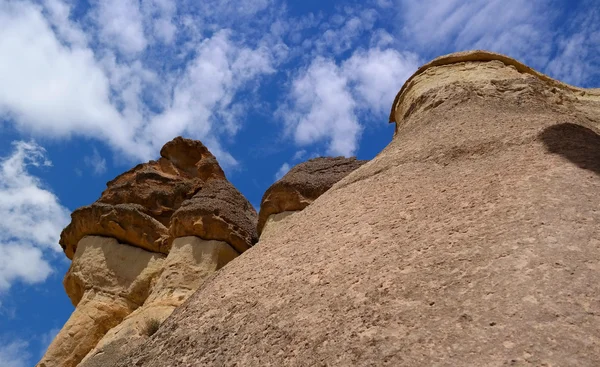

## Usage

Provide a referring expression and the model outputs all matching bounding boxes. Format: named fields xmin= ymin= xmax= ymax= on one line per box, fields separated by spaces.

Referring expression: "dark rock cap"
xmin=257 ymin=156 xmax=367 ymax=235
xmin=60 ymin=137 xmax=257 ymax=258
xmin=170 ymin=179 xmax=258 ymax=253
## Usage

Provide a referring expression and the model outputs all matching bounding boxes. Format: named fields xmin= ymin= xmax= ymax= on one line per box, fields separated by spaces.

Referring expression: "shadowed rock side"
xmin=257 ymin=157 xmax=367 ymax=236
xmin=40 ymin=137 xmax=258 ymax=367
xmin=114 ymin=51 xmax=600 ymax=366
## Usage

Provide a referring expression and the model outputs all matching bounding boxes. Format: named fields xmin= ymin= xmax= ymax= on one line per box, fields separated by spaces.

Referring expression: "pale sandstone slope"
xmin=115 ymin=51 xmax=600 ymax=366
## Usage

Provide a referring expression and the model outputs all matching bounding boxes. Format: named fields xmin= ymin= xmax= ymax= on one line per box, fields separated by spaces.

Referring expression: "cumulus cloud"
xmin=344 ymin=48 xmax=420 ymax=115
xmin=285 ymin=57 xmax=360 ymax=156
xmin=0 ymin=0 xmax=279 ymax=168
xmin=283 ymin=47 xmax=418 ymax=156
xmin=0 ymin=1 xmax=123 ymax=137
xmin=0 ymin=339 xmax=30 ymax=367
xmin=93 ymin=0 xmax=147 ymax=54
xmin=0 ymin=141 xmax=70 ymax=292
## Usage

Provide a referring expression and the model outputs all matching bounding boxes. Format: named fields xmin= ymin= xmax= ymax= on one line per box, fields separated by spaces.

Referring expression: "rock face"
xmin=59 ymin=137 xmax=226 ymax=259
xmin=257 ymin=157 xmax=367 ymax=236
xmin=78 ymin=237 xmax=238 ymax=367
xmin=170 ymin=179 xmax=258 ymax=253
xmin=38 ymin=236 xmax=165 ymax=367
xmin=39 ymin=137 xmax=257 ymax=367
xmin=113 ymin=51 xmax=600 ymax=366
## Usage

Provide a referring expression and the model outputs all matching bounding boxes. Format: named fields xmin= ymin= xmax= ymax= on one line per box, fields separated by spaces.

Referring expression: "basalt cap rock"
xmin=170 ymin=179 xmax=258 ymax=253
xmin=257 ymin=156 xmax=367 ymax=235
xmin=59 ymin=136 xmax=229 ymax=259
xmin=159 ymin=136 xmax=225 ymax=181
xmin=98 ymin=137 xmax=225 ymax=226
xmin=388 ymin=49 xmax=600 ymax=124
xmin=59 ymin=203 xmax=170 ymax=259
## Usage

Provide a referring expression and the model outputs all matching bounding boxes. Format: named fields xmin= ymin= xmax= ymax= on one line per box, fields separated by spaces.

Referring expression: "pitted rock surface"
xmin=170 ymin=179 xmax=258 ymax=253
xmin=113 ymin=51 xmax=600 ymax=366
xmin=257 ymin=156 xmax=367 ymax=235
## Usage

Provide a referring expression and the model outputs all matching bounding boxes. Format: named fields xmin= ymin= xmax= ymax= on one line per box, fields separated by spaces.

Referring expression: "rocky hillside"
xmin=42 ymin=50 xmax=600 ymax=366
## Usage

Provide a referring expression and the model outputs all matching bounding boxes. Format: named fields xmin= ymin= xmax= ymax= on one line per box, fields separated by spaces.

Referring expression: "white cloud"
xmin=274 ymin=162 xmax=291 ymax=180
xmin=141 ymin=0 xmax=177 ymax=44
xmin=84 ymin=148 xmax=107 ymax=175
xmin=545 ymin=5 xmax=600 ymax=86
xmin=344 ymin=48 xmax=420 ymax=116
xmin=0 ymin=0 xmax=279 ymax=168
xmin=0 ymin=141 xmax=70 ymax=292
xmin=283 ymin=47 xmax=418 ymax=156
xmin=0 ymin=1 xmax=126 ymax=140
xmin=94 ymin=0 xmax=147 ymax=54
xmin=292 ymin=150 xmax=307 ymax=161
xmin=0 ymin=339 xmax=30 ymax=367
xmin=285 ymin=57 xmax=360 ymax=156
xmin=313 ymin=10 xmax=378 ymax=56
xmin=396 ymin=0 xmax=552 ymax=63
xmin=42 ymin=0 xmax=88 ymax=47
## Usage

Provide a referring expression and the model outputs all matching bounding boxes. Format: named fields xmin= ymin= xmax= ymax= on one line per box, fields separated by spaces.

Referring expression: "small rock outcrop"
xmin=39 ymin=137 xmax=257 ymax=367
xmin=258 ymin=157 xmax=367 ymax=236
xmin=170 ymin=179 xmax=258 ymax=253
xmin=112 ymin=51 xmax=600 ymax=366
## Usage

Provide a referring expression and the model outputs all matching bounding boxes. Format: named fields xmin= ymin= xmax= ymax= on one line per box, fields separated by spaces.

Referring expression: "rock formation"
xmin=258 ymin=157 xmax=367 ymax=237
xmin=38 ymin=137 xmax=257 ymax=367
xmin=109 ymin=51 xmax=600 ymax=366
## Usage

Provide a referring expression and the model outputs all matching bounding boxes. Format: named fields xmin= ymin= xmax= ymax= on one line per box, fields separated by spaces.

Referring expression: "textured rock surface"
xmin=59 ymin=136 xmax=226 ymax=259
xmin=114 ymin=51 xmax=600 ymax=366
xmin=257 ymin=157 xmax=367 ymax=235
xmin=39 ymin=236 xmax=165 ymax=367
xmin=79 ymin=237 xmax=238 ymax=367
xmin=60 ymin=203 xmax=170 ymax=259
xmin=170 ymin=179 xmax=258 ymax=253
xmin=259 ymin=211 xmax=296 ymax=239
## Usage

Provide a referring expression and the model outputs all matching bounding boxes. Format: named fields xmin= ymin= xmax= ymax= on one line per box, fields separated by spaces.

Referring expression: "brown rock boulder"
xmin=98 ymin=137 xmax=224 ymax=226
xmin=170 ymin=179 xmax=258 ymax=253
xmin=257 ymin=157 xmax=367 ymax=235
xmin=59 ymin=136 xmax=229 ymax=259
xmin=60 ymin=203 xmax=169 ymax=259
xmin=114 ymin=51 xmax=600 ymax=366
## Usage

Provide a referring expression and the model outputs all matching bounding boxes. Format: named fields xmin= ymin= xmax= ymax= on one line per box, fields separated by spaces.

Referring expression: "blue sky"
xmin=0 ymin=0 xmax=598 ymax=365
